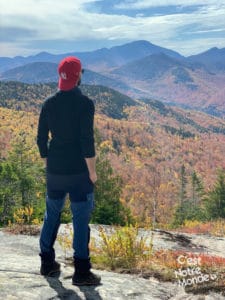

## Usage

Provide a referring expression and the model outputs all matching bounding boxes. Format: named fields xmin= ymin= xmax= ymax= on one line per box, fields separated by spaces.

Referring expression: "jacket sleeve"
xmin=37 ymin=104 xmax=49 ymax=158
xmin=80 ymin=98 xmax=95 ymax=158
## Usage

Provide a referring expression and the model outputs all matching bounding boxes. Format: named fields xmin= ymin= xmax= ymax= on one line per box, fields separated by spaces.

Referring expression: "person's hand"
xmin=89 ymin=171 xmax=97 ymax=184
xmin=42 ymin=158 xmax=47 ymax=167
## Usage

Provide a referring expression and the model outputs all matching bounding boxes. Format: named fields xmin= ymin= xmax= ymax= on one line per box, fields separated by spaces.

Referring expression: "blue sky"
xmin=0 ymin=0 xmax=225 ymax=57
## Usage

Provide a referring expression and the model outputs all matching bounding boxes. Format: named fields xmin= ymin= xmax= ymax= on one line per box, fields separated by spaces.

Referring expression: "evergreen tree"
xmin=191 ymin=171 xmax=204 ymax=206
xmin=0 ymin=135 xmax=46 ymax=225
xmin=91 ymin=152 xmax=130 ymax=225
xmin=180 ymin=164 xmax=187 ymax=205
xmin=204 ymin=169 xmax=225 ymax=219
xmin=188 ymin=171 xmax=205 ymax=221
xmin=9 ymin=136 xmax=36 ymax=207
xmin=173 ymin=169 xmax=206 ymax=226
xmin=0 ymin=161 xmax=18 ymax=225
xmin=173 ymin=165 xmax=188 ymax=226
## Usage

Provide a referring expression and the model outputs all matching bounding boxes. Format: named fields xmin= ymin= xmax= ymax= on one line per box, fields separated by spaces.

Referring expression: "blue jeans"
xmin=39 ymin=193 xmax=94 ymax=260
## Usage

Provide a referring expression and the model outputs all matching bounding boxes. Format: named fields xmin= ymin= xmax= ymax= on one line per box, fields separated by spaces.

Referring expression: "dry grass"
xmin=89 ymin=226 xmax=225 ymax=295
xmin=175 ymin=219 xmax=225 ymax=237
xmin=3 ymin=224 xmax=40 ymax=235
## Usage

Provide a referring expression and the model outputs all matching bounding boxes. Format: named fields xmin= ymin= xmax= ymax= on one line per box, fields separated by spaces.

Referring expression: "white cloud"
xmin=114 ymin=0 xmax=224 ymax=10
xmin=187 ymin=28 xmax=225 ymax=34
xmin=0 ymin=0 xmax=99 ymax=15
xmin=0 ymin=1 xmax=102 ymax=42
xmin=0 ymin=0 xmax=225 ymax=56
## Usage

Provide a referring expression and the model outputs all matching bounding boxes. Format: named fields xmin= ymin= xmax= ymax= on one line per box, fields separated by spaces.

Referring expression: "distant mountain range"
xmin=0 ymin=40 xmax=183 ymax=73
xmin=0 ymin=40 xmax=225 ymax=117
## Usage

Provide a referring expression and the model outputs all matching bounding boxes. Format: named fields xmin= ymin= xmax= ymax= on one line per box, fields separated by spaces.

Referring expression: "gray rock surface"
xmin=58 ymin=225 xmax=225 ymax=260
xmin=0 ymin=226 xmax=224 ymax=300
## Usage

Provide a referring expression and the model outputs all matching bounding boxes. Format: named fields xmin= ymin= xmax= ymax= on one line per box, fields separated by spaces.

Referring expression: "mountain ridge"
xmin=0 ymin=40 xmax=183 ymax=73
xmin=187 ymin=47 xmax=225 ymax=72
xmin=1 ymin=40 xmax=224 ymax=74
xmin=0 ymin=40 xmax=224 ymax=117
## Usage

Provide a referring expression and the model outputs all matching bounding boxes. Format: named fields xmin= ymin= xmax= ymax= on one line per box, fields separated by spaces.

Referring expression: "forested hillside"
xmin=0 ymin=82 xmax=137 ymax=119
xmin=0 ymin=82 xmax=225 ymax=227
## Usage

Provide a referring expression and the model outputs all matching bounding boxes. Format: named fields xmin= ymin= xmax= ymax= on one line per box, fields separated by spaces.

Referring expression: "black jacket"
xmin=37 ymin=87 xmax=95 ymax=174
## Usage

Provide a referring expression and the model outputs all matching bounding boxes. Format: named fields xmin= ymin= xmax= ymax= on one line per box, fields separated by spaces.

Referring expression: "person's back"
xmin=37 ymin=56 xmax=101 ymax=286
xmin=38 ymin=88 xmax=94 ymax=174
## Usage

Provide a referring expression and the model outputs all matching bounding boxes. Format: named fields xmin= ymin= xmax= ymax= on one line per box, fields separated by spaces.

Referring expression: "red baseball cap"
xmin=58 ymin=56 xmax=82 ymax=91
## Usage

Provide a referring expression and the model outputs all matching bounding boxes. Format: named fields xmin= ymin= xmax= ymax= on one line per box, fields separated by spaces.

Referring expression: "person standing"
xmin=37 ymin=56 xmax=101 ymax=286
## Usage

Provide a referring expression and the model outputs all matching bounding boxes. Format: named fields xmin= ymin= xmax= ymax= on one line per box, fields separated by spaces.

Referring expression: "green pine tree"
xmin=204 ymin=169 xmax=225 ymax=220
xmin=180 ymin=164 xmax=187 ymax=205
xmin=0 ymin=134 xmax=46 ymax=225
xmin=0 ymin=161 xmax=18 ymax=225
xmin=91 ymin=152 xmax=131 ymax=225
xmin=191 ymin=171 xmax=204 ymax=207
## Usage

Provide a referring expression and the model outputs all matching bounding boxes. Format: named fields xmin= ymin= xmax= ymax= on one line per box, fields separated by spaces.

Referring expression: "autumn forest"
xmin=0 ymin=81 xmax=225 ymax=228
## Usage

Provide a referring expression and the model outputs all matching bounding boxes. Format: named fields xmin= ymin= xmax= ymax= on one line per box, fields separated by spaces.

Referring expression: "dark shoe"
xmin=40 ymin=260 xmax=60 ymax=276
xmin=72 ymin=271 xmax=101 ymax=286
